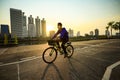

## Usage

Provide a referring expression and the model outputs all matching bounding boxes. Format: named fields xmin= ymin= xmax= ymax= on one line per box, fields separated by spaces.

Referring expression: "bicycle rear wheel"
xmin=66 ymin=45 xmax=74 ymax=58
xmin=42 ymin=47 xmax=57 ymax=64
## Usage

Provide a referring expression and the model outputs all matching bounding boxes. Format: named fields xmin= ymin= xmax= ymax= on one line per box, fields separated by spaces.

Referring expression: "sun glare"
xmin=47 ymin=25 xmax=54 ymax=32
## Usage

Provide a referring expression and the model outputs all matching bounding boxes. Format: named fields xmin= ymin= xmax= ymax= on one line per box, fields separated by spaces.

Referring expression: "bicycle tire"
xmin=66 ymin=45 xmax=74 ymax=58
xmin=42 ymin=47 xmax=57 ymax=64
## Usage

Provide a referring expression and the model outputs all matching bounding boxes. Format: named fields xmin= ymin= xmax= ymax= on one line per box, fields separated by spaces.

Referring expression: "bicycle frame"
xmin=48 ymin=40 xmax=72 ymax=55
xmin=49 ymin=49 xmax=54 ymax=56
xmin=48 ymin=42 xmax=59 ymax=56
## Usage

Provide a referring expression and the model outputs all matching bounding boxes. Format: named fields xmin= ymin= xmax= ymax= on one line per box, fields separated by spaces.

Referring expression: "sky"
xmin=0 ymin=0 xmax=120 ymax=36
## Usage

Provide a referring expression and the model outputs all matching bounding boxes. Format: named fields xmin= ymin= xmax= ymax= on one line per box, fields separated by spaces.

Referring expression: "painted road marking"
xmin=0 ymin=56 xmax=42 ymax=67
xmin=102 ymin=61 xmax=120 ymax=80
xmin=20 ymin=56 xmax=36 ymax=60
xmin=0 ymin=55 xmax=49 ymax=67
xmin=0 ymin=48 xmax=8 ymax=55
xmin=17 ymin=64 xmax=20 ymax=80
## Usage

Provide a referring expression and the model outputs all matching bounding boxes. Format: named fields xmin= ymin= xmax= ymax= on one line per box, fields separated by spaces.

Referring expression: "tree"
xmin=113 ymin=21 xmax=120 ymax=34
xmin=107 ymin=21 xmax=114 ymax=37
xmin=106 ymin=26 xmax=109 ymax=30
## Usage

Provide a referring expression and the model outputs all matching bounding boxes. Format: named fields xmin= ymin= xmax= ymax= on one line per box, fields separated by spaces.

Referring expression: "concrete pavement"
xmin=0 ymin=39 xmax=120 ymax=80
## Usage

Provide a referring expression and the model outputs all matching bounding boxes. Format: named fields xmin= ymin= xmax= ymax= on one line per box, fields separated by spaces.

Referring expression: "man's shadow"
xmin=41 ymin=63 xmax=64 ymax=80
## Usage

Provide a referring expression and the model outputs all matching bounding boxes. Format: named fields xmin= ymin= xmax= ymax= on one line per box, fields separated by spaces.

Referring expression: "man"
xmin=52 ymin=22 xmax=69 ymax=58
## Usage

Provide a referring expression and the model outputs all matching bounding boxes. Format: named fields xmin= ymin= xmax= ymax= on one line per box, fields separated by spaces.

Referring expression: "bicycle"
xmin=42 ymin=40 xmax=74 ymax=64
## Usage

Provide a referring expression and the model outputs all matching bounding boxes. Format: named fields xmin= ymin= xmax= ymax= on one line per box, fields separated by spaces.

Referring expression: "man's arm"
xmin=52 ymin=30 xmax=60 ymax=39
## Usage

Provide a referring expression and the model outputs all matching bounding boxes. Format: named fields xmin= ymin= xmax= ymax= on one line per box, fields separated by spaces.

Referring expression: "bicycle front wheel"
xmin=42 ymin=47 xmax=57 ymax=64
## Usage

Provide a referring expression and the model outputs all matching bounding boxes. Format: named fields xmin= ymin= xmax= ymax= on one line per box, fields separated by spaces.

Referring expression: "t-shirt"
xmin=52 ymin=28 xmax=69 ymax=42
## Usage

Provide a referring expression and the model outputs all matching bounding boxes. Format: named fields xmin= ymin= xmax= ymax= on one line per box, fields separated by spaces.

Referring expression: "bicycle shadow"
xmin=40 ymin=63 xmax=64 ymax=80
xmin=67 ymin=58 xmax=81 ymax=80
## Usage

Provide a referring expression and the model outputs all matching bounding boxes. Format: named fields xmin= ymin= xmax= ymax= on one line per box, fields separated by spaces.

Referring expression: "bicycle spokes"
xmin=66 ymin=45 xmax=74 ymax=58
xmin=67 ymin=47 xmax=72 ymax=53
xmin=42 ymin=47 xmax=57 ymax=63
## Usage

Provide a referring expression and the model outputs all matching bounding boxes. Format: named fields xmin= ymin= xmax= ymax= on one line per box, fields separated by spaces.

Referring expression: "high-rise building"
xmin=69 ymin=28 xmax=74 ymax=37
xmin=41 ymin=18 xmax=46 ymax=37
xmin=22 ymin=12 xmax=27 ymax=37
xmin=35 ymin=16 xmax=40 ymax=37
xmin=28 ymin=15 xmax=36 ymax=37
xmin=49 ymin=30 xmax=55 ymax=37
xmin=105 ymin=29 xmax=110 ymax=38
xmin=77 ymin=31 xmax=80 ymax=37
xmin=10 ymin=8 xmax=23 ymax=38
xmin=0 ymin=24 xmax=10 ymax=38
xmin=95 ymin=29 xmax=99 ymax=39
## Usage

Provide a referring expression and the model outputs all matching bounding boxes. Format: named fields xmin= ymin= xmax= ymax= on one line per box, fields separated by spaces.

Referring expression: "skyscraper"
xmin=41 ymin=18 xmax=46 ymax=37
xmin=95 ymin=29 xmax=99 ymax=39
xmin=22 ymin=12 xmax=27 ymax=37
xmin=77 ymin=31 xmax=80 ymax=37
xmin=10 ymin=8 xmax=23 ymax=38
xmin=28 ymin=15 xmax=36 ymax=37
xmin=69 ymin=28 xmax=74 ymax=37
xmin=90 ymin=31 xmax=94 ymax=39
xmin=35 ymin=16 xmax=40 ymax=37
xmin=1 ymin=24 xmax=10 ymax=38
xmin=105 ymin=29 xmax=110 ymax=38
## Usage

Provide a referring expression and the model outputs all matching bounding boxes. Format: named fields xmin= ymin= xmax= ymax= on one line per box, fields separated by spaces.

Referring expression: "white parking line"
xmin=0 ymin=56 xmax=42 ymax=67
xmin=17 ymin=64 xmax=20 ymax=80
xmin=20 ymin=56 xmax=36 ymax=60
xmin=102 ymin=61 xmax=120 ymax=80
xmin=0 ymin=48 xmax=8 ymax=55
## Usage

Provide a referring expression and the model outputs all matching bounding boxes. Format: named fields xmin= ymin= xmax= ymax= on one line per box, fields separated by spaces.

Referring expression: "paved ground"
xmin=0 ymin=39 xmax=120 ymax=80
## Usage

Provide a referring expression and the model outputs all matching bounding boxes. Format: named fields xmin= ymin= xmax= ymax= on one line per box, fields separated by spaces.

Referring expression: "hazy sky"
xmin=0 ymin=0 xmax=120 ymax=36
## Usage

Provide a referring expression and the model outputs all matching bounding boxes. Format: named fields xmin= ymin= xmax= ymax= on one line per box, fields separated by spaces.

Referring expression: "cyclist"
xmin=52 ymin=22 xmax=69 ymax=58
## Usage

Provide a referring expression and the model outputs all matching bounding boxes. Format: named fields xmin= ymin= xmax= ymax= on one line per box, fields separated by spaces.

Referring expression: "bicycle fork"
xmin=49 ymin=49 xmax=54 ymax=56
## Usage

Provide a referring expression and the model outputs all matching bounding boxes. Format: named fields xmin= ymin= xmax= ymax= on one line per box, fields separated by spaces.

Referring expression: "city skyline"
xmin=9 ymin=8 xmax=47 ymax=38
xmin=0 ymin=0 xmax=120 ymax=36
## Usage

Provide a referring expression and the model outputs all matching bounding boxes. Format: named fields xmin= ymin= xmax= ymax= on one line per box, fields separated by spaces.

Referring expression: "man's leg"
xmin=61 ymin=41 xmax=67 ymax=57
xmin=55 ymin=39 xmax=60 ymax=49
xmin=57 ymin=42 xmax=60 ymax=48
